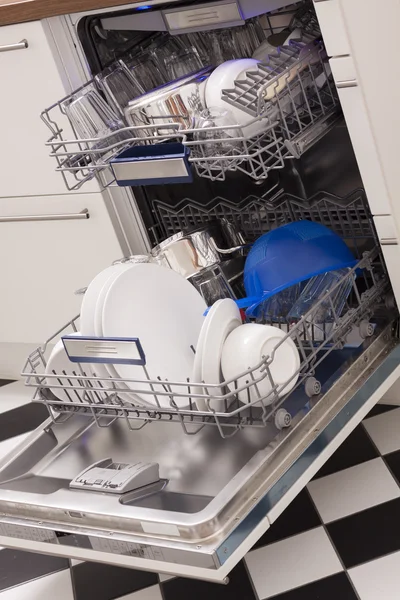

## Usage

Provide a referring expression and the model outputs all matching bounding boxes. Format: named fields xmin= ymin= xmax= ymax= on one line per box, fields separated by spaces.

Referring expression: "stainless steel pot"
xmin=151 ymin=220 xmax=246 ymax=279
xmin=124 ymin=67 xmax=213 ymax=138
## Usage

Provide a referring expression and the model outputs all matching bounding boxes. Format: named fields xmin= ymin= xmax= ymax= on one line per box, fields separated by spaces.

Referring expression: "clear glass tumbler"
xmin=189 ymin=264 xmax=237 ymax=307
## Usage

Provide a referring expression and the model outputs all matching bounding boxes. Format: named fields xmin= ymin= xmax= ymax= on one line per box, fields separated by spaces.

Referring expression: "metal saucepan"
xmin=151 ymin=219 xmax=247 ymax=279
xmin=124 ymin=67 xmax=213 ymax=138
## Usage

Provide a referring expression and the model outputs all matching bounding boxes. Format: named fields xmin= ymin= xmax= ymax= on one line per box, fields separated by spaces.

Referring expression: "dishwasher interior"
xmin=5 ymin=0 xmax=400 ymax=580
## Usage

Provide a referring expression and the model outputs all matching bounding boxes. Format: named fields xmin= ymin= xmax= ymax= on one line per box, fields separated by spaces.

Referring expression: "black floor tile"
xmin=327 ymin=497 xmax=400 ymax=568
xmin=267 ymin=573 xmax=357 ymax=599
xmin=365 ymin=403 xmax=398 ymax=419
xmin=0 ymin=403 xmax=49 ymax=442
xmin=161 ymin=560 xmax=256 ymax=600
xmin=313 ymin=424 xmax=379 ymax=480
xmin=252 ymin=489 xmax=321 ymax=549
xmin=71 ymin=561 xmax=158 ymax=600
xmin=383 ymin=450 xmax=400 ymax=485
xmin=0 ymin=548 xmax=68 ymax=591
xmin=0 ymin=380 xmax=14 ymax=388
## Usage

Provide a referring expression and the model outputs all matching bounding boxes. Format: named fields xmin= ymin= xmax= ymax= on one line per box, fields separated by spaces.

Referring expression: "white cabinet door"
xmin=0 ymin=192 xmax=122 ymax=348
xmin=337 ymin=0 xmax=400 ymax=223
xmin=313 ymin=0 xmax=351 ymax=57
xmin=333 ymin=77 xmax=392 ymax=216
xmin=0 ymin=21 xmax=97 ymax=197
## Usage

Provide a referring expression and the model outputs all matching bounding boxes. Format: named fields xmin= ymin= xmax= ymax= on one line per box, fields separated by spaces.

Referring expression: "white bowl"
xmin=205 ymin=59 xmax=272 ymax=139
xmin=221 ymin=323 xmax=300 ymax=405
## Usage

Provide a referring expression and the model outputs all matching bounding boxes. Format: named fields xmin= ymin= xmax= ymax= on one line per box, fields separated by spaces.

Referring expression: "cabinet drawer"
xmin=335 ymin=80 xmax=392 ymax=216
xmin=0 ymin=193 xmax=122 ymax=345
xmin=0 ymin=21 xmax=97 ymax=198
xmin=313 ymin=0 xmax=351 ymax=57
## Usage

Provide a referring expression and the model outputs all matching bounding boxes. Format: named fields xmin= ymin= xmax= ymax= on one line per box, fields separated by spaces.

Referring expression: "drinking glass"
xmin=189 ymin=264 xmax=237 ymax=307
xmin=62 ymin=88 xmax=131 ymax=163
xmin=164 ymin=47 xmax=203 ymax=80
xmin=288 ymin=269 xmax=354 ymax=324
xmin=255 ymin=282 xmax=303 ymax=324
xmin=193 ymin=107 xmax=243 ymax=169
xmin=126 ymin=51 xmax=165 ymax=92
xmin=95 ymin=60 xmax=145 ymax=116
xmin=287 ymin=269 xmax=354 ymax=342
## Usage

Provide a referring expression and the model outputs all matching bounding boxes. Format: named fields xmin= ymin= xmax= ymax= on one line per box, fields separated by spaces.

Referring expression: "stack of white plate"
xmin=79 ymin=261 xmax=207 ymax=409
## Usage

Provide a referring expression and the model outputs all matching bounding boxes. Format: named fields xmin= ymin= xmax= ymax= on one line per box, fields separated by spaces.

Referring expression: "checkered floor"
xmin=1 ymin=381 xmax=400 ymax=598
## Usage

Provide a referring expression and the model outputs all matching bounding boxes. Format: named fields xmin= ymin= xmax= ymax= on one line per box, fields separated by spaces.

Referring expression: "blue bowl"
xmin=237 ymin=220 xmax=357 ymax=317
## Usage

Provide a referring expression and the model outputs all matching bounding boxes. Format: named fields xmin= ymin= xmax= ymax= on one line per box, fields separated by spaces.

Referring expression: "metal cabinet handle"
xmin=380 ymin=237 xmax=398 ymax=246
xmin=0 ymin=39 xmax=28 ymax=53
xmin=0 ymin=209 xmax=89 ymax=223
xmin=336 ymin=79 xmax=358 ymax=89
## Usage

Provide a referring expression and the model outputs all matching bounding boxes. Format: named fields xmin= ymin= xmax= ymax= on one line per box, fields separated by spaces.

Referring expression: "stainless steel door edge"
xmin=216 ymin=325 xmax=400 ymax=564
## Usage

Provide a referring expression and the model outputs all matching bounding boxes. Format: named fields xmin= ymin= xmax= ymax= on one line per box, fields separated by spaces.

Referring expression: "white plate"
xmin=102 ymin=263 xmax=207 ymax=408
xmin=80 ymin=263 xmax=147 ymax=406
xmin=94 ymin=263 xmax=150 ymax=406
xmin=80 ymin=266 xmax=118 ymax=336
xmin=190 ymin=310 xmax=208 ymax=412
xmin=205 ymin=59 xmax=273 ymax=138
xmin=45 ymin=333 xmax=95 ymax=403
xmin=200 ymin=299 xmax=242 ymax=411
xmin=81 ymin=264 xmax=131 ymax=385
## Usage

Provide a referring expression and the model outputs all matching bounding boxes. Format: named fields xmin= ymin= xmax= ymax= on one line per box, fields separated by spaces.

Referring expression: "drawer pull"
xmin=380 ymin=237 xmax=398 ymax=246
xmin=336 ymin=79 xmax=358 ymax=89
xmin=0 ymin=209 xmax=89 ymax=223
xmin=0 ymin=39 xmax=28 ymax=53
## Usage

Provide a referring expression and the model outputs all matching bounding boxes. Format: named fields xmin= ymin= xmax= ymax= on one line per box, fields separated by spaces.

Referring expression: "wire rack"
xmin=154 ymin=189 xmax=372 ymax=252
xmin=22 ymin=248 xmax=389 ymax=439
xmin=41 ymin=34 xmax=339 ymax=189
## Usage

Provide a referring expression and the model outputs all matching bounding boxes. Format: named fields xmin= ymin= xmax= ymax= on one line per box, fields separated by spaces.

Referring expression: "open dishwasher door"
xmin=0 ymin=319 xmax=396 ymax=582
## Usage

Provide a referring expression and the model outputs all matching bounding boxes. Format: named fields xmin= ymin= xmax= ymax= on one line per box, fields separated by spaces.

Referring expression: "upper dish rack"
xmin=41 ymin=37 xmax=339 ymax=190
xmin=22 ymin=248 xmax=390 ymax=439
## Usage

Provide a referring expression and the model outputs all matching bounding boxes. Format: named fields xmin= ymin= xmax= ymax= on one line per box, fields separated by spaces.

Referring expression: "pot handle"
xmin=209 ymin=238 xmax=251 ymax=254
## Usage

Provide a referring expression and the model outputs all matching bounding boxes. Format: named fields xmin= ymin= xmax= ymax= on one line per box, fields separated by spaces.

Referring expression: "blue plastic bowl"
xmin=237 ymin=220 xmax=357 ymax=317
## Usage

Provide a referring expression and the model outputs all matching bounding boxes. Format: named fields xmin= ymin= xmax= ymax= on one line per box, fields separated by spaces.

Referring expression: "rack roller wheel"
xmin=274 ymin=409 xmax=292 ymax=430
xmin=305 ymin=377 xmax=321 ymax=397
xmin=359 ymin=320 xmax=374 ymax=339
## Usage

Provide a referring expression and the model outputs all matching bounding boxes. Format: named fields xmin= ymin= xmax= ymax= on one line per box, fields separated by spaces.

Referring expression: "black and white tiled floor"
xmin=1 ymin=381 xmax=400 ymax=598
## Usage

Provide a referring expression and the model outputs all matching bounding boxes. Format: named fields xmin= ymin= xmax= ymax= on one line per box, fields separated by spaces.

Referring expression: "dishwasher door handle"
xmin=0 ymin=209 xmax=89 ymax=223
xmin=0 ymin=39 xmax=28 ymax=53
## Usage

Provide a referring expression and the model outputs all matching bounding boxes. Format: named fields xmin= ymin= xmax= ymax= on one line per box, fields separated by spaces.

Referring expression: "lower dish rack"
xmin=22 ymin=248 xmax=391 ymax=439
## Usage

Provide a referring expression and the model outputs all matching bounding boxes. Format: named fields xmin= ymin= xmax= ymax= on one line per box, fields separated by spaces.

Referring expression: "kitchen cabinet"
xmin=0 ymin=192 xmax=122 ymax=376
xmin=336 ymin=0 xmax=400 ymax=223
xmin=0 ymin=21 xmax=98 ymax=197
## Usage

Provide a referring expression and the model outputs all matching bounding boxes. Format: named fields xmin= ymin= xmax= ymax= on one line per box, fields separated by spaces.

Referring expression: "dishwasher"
xmin=1 ymin=0 xmax=399 ymax=583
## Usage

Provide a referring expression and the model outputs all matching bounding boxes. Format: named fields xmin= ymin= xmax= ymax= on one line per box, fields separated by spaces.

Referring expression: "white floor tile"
xmin=380 ymin=379 xmax=400 ymax=405
xmin=363 ymin=408 xmax=400 ymax=455
xmin=119 ymin=585 xmax=163 ymax=600
xmin=158 ymin=573 xmax=175 ymax=582
xmin=245 ymin=526 xmax=342 ymax=599
xmin=0 ymin=381 xmax=32 ymax=414
xmin=308 ymin=458 xmax=400 ymax=523
xmin=0 ymin=433 xmax=30 ymax=461
xmin=70 ymin=559 xmax=84 ymax=566
xmin=0 ymin=570 xmax=74 ymax=600
xmin=349 ymin=550 xmax=400 ymax=600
